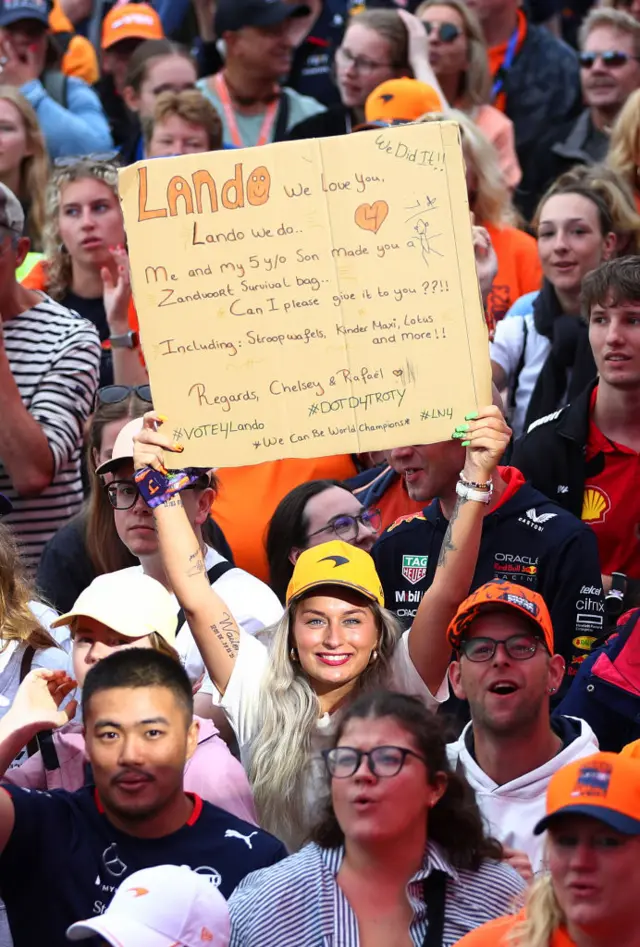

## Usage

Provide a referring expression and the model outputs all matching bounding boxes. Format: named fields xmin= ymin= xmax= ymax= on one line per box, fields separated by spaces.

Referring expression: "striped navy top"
xmin=229 ymin=840 xmax=526 ymax=946
xmin=0 ymin=295 xmax=100 ymax=569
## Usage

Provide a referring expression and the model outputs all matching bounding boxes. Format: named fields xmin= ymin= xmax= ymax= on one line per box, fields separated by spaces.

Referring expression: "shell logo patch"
xmin=581 ymin=486 xmax=611 ymax=525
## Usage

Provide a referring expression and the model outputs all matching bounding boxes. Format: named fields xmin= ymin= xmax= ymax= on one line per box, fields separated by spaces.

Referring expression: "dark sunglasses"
xmin=423 ymin=21 xmax=462 ymax=42
xmin=95 ymin=385 xmax=152 ymax=409
xmin=578 ymin=50 xmax=640 ymax=69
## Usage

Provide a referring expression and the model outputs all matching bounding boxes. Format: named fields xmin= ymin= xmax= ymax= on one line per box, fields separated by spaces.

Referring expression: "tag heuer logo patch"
xmin=402 ymin=555 xmax=428 ymax=585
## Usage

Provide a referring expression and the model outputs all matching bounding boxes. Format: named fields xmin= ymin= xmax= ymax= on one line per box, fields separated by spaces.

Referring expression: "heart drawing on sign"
xmin=354 ymin=201 xmax=389 ymax=234
xmin=392 ymin=369 xmax=403 ymax=377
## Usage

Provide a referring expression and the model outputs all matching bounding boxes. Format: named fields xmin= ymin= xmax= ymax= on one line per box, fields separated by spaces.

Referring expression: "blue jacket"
xmin=21 ymin=77 xmax=113 ymax=159
xmin=372 ymin=467 xmax=604 ymax=700
xmin=557 ymin=608 xmax=640 ymax=751
xmin=344 ymin=464 xmax=400 ymax=508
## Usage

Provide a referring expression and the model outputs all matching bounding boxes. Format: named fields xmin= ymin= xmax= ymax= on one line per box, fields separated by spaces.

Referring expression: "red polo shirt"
xmin=582 ymin=387 xmax=640 ymax=578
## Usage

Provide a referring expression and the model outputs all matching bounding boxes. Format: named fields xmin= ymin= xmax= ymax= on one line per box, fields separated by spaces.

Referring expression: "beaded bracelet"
xmin=458 ymin=470 xmax=491 ymax=490
xmin=456 ymin=479 xmax=494 ymax=504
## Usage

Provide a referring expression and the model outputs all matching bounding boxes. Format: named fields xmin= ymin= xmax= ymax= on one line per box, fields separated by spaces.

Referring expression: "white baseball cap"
xmin=96 ymin=416 xmax=145 ymax=477
xmin=51 ymin=571 xmax=178 ymax=644
xmin=67 ymin=864 xmax=230 ymax=946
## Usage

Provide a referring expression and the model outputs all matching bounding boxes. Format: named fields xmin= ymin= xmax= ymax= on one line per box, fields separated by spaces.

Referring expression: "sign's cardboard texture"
xmin=119 ymin=121 xmax=491 ymax=467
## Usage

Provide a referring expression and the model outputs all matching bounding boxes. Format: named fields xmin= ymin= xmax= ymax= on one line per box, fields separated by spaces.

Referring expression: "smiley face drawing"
xmin=247 ymin=166 xmax=271 ymax=206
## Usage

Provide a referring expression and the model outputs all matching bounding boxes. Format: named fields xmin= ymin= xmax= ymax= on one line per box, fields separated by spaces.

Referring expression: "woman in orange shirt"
xmin=455 ymin=751 xmax=640 ymax=947
xmin=420 ymin=109 xmax=542 ymax=332
xmin=608 ymin=88 xmax=640 ymax=214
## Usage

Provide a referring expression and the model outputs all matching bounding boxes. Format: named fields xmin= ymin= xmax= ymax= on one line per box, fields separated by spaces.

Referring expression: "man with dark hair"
xmin=512 ymin=256 xmax=640 ymax=619
xmin=0 ymin=650 xmax=286 ymax=947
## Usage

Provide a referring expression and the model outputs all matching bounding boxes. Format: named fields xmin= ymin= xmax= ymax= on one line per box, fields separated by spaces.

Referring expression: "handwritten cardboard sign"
xmin=119 ymin=121 xmax=491 ymax=466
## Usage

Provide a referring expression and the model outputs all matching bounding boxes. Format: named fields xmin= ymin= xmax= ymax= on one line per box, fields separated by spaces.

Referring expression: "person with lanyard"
xmin=466 ymin=0 xmax=581 ymax=218
xmin=197 ymin=0 xmax=326 ymax=149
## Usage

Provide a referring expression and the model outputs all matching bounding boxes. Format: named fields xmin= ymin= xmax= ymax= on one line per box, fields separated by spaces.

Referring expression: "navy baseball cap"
xmin=0 ymin=494 xmax=12 ymax=515
xmin=0 ymin=0 xmax=50 ymax=27
xmin=215 ymin=0 xmax=310 ymax=34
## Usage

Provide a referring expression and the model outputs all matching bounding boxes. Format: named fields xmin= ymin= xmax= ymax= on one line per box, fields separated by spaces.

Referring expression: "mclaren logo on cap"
xmin=319 ymin=555 xmax=350 ymax=567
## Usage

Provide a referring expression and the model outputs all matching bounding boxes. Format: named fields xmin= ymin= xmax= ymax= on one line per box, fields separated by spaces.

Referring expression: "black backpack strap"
xmin=41 ymin=69 xmax=69 ymax=109
xmin=509 ymin=316 xmax=529 ymax=413
xmin=19 ymin=646 xmax=41 ymax=758
xmin=176 ymin=561 xmax=236 ymax=630
xmin=421 ymin=869 xmax=448 ymax=947
xmin=37 ymin=729 xmax=61 ymax=771
xmin=273 ymin=90 xmax=291 ymax=142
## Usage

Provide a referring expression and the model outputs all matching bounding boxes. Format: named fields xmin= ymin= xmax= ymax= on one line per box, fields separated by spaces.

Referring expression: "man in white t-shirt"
xmin=96 ymin=418 xmax=283 ymax=692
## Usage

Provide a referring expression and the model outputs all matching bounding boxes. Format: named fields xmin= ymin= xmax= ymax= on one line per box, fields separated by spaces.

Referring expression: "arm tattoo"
xmin=209 ymin=611 xmax=239 ymax=660
xmin=186 ymin=548 xmax=206 ymax=578
xmin=437 ymin=496 xmax=469 ymax=568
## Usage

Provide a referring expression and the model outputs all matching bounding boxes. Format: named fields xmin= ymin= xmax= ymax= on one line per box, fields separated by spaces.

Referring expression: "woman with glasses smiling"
xmin=266 ymin=479 xmax=381 ymax=605
xmin=287 ymin=9 xmax=441 ymax=140
xmin=228 ymin=690 xmax=525 ymax=947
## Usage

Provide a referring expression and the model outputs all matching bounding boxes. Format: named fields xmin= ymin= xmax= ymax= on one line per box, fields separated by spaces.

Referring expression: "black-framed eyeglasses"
xmin=423 ymin=21 xmax=462 ymax=42
xmin=53 ymin=151 xmax=121 ymax=169
xmin=95 ymin=385 xmax=152 ymax=409
xmin=335 ymin=46 xmax=398 ymax=74
xmin=323 ymin=745 xmax=427 ymax=779
xmin=105 ymin=477 xmax=206 ymax=510
xmin=578 ymin=50 xmax=640 ymax=69
xmin=459 ymin=634 xmax=542 ymax=663
xmin=307 ymin=508 xmax=382 ymax=543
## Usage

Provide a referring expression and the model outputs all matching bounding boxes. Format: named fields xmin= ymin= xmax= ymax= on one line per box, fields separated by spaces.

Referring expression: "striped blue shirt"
xmin=229 ymin=840 xmax=526 ymax=946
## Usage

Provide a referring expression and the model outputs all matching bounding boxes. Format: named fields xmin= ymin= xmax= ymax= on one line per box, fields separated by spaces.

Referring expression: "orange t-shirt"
xmin=484 ymin=222 xmax=542 ymax=329
xmin=488 ymin=10 xmax=528 ymax=113
xmin=211 ymin=455 xmax=358 ymax=582
xmin=367 ymin=473 xmax=424 ymax=533
xmin=455 ymin=912 xmax=575 ymax=946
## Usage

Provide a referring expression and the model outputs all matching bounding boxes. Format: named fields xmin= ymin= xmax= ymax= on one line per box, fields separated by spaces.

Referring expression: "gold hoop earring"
xmin=290 ymin=647 xmax=298 ymax=663
xmin=369 ymin=649 xmax=378 ymax=664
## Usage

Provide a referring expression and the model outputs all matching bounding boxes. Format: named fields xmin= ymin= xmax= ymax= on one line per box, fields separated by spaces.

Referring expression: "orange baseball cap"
xmin=446 ymin=579 xmax=554 ymax=654
xmin=286 ymin=540 xmax=384 ymax=606
xmin=101 ymin=3 xmax=164 ymax=50
xmin=364 ymin=78 xmax=443 ymax=126
xmin=534 ymin=752 xmax=640 ymax=836
xmin=621 ymin=739 xmax=640 ymax=760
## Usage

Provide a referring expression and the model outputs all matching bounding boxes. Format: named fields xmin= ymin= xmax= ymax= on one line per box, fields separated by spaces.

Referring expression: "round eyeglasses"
xmin=307 ymin=509 xmax=382 ymax=544
xmin=459 ymin=634 xmax=542 ymax=663
xmin=323 ymin=745 xmax=426 ymax=779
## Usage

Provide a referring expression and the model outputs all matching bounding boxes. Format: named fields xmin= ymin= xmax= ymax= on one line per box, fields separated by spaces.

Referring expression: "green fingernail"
xmin=461 ymin=440 xmax=471 ymax=447
xmin=465 ymin=411 xmax=478 ymax=421
xmin=451 ymin=431 xmax=463 ymax=438
xmin=455 ymin=423 xmax=470 ymax=432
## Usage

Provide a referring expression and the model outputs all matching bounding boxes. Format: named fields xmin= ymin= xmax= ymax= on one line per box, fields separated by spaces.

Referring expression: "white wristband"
xmin=456 ymin=479 xmax=493 ymax=504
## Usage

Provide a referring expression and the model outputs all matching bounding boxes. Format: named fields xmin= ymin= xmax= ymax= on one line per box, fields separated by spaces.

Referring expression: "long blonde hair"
xmin=0 ymin=86 xmax=48 ymax=249
xmin=0 ymin=523 xmax=60 ymax=653
xmin=416 ymin=110 xmax=518 ymax=226
xmin=416 ymin=0 xmax=491 ymax=107
xmin=42 ymin=158 xmax=120 ymax=301
xmin=508 ymin=875 xmax=565 ymax=947
xmin=248 ymin=599 xmax=403 ymax=849
xmin=608 ymin=89 xmax=640 ymax=196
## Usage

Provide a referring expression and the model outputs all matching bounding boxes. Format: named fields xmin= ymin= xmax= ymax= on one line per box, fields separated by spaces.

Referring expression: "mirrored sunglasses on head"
xmin=94 ymin=385 xmax=152 ymax=410
xmin=53 ymin=151 xmax=121 ymax=170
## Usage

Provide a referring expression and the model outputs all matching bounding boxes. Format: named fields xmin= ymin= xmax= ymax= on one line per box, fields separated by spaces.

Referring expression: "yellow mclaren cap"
xmin=286 ymin=540 xmax=384 ymax=606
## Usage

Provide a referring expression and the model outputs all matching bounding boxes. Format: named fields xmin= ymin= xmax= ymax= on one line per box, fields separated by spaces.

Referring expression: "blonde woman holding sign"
xmin=132 ymin=403 xmax=511 ymax=850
